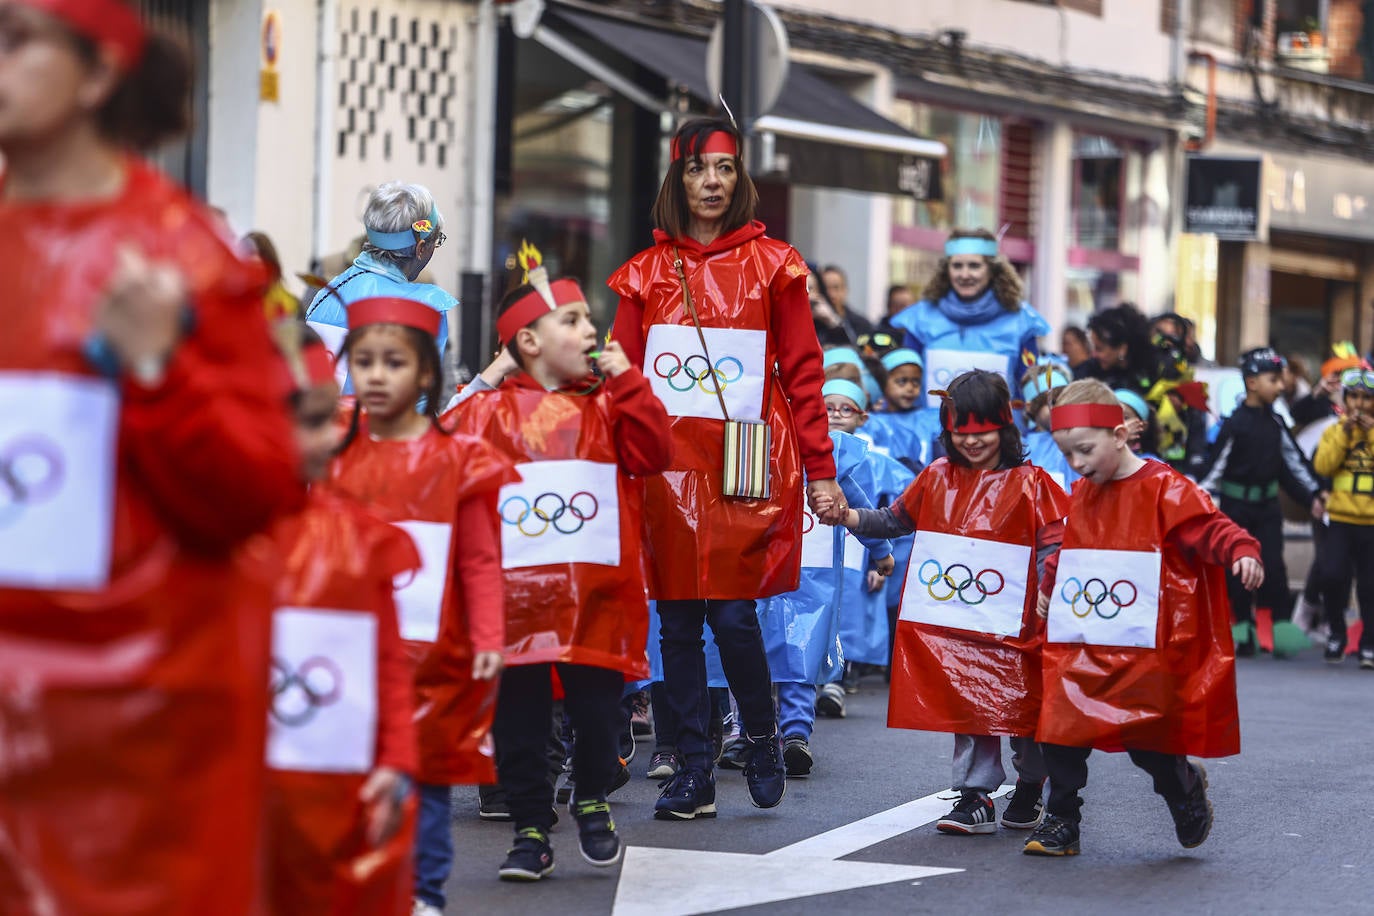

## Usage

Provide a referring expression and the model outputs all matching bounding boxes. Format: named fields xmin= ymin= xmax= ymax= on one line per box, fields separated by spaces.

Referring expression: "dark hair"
xmin=70 ymin=15 xmax=192 ymax=151
xmin=1062 ymin=325 xmax=1089 ymax=351
xmin=937 ymin=370 xmax=1025 ymax=470
xmin=650 ymin=118 xmax=759 ymax=240
xmin=243 ymin=231 xmax=284 ymax=281
xmin=821 ymin=265 xmax=847 ymax=281
xmin=921 ymin=228 xmax=1022 ymax=310
xmin=1087 ymin=303 xmax=1156 ymax=382
xmin=337 ymin=323 xmax=449 ymax=451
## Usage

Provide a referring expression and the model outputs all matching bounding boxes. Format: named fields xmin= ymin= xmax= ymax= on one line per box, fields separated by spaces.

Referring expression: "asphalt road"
xmin=445 ymin=637 xmax=1373 ymax=916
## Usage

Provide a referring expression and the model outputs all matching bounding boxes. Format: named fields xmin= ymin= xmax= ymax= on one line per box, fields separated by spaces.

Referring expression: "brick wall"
xmin=1327 ymin=0 xmax=1366 ymax=79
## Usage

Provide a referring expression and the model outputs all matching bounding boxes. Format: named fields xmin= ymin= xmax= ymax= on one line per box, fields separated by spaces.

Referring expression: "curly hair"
xmin=921 ymin=228 xmax=1022 ymax=311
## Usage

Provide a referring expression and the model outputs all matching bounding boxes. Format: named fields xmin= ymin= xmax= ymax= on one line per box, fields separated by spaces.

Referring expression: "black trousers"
xmin=1220 ymin=497 xmax=1292 ymax=623
xmin=1318 ymin=521 xmax=1374 ymax=651
xmin=493 ymin=663 xmax=624 ymax=831
xmin=1041 ymin=743 xmax=1201 ymax=824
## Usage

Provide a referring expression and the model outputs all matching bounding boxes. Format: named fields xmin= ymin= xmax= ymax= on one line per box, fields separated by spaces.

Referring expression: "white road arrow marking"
xmin=611 ymin=785 xmax=1013 ymax=916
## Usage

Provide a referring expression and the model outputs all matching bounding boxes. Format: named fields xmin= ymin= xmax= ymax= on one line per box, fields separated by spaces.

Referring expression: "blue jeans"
xmin=414 ymin=782 xmax=453 ymax=908
xmin=659 ymin=598 xmax=776 ymax=771
xmin=777 ymin=681 xmax=816 ymax=741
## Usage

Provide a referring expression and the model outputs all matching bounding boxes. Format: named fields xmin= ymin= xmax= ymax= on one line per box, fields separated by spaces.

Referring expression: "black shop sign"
xmin=1185 ymin=156 xmax=1262 ymax=240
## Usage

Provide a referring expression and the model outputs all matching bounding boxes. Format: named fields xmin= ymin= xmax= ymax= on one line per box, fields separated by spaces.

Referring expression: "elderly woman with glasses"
xmin=306 ymin=180 xmax=454 ymax=389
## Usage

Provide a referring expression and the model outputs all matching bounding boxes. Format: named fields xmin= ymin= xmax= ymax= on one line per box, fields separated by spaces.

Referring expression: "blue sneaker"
xmin=654 ymin=766 xmax=716 ymax=820
xmin=743 ymin=732 xmax=786 ymax=808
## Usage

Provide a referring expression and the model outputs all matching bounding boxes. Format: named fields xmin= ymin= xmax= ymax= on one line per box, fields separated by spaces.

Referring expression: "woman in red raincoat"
xmin=608 ymin=116 xmax=845 ymax=819
xmin=0 ymin=2 xmax=303 ymax=913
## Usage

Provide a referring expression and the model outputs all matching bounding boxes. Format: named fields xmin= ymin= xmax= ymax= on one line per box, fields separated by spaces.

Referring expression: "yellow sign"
xmin=259 ymin=68 xmax=279 ymax=103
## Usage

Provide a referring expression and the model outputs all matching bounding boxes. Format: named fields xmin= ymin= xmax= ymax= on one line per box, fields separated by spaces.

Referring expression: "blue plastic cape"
xmin=1024 ymin=429 xmax=1079 ymax=493
xmin=863 ymin=407 xmax=941 ymax=469
xmin=852 ymin=447 xmax=917 ymax=650
xmin=642 ymin=601 xmax=727 ymax=689
xmin=892 ymin=297 xmax=1049 ymax=395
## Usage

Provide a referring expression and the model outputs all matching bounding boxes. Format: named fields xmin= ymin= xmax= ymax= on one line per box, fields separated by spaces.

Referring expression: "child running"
xmin=819 ymin=370 xmax=1069 ymax=835
xmin=260 ymin=326 xmax=419 ymax=915
xmin=1312 ymin=365 xmax=1374 ymax=666
xmin=327 ymin=297 xmax=515 ymax=916
xmin=450 ymin=264 xmax=671 ymax=880
xmin=1029 ymin=379 xmax=1262 ymax=857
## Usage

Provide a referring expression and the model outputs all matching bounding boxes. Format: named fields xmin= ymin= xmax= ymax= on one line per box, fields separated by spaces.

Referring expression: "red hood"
xmin=653 ymin=220 xmax=768 ymax=257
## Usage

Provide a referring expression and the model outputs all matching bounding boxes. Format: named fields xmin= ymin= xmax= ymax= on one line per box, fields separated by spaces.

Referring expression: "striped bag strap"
xmin=672 ymin=248 xmax=732 ymax=423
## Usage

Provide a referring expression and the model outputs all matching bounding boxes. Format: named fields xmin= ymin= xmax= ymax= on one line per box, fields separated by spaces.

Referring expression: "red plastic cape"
xmin=447 ymin=374 xmax=655 ymax=677
xmin=1038 ymin=466 xmax=1241 ymax=757
xmin=889 ymin=459 xmax=1069 ymax=736
xmin=260 ymin=488 xmax=420 ymax=916
xmin=0 ymin=159 xmax=302 ymax=915
xmin=329 ymin=427 xmax=518 ymax=783
xmin=607 ymin=223 xmax=809 ymax=599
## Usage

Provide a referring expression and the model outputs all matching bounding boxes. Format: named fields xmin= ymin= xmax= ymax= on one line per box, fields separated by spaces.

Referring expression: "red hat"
xmin=496 ymin=278 xmax=586 ymax=346
xmin=670 ymin=130 xmax=739 ymax=162
xmin=1172 ymin=380 xmax=1210 ymax=413
xmin=347 ymin=297 xmax=442 ymax=336
xmin=20 ymin=0 xmax=147 ymax=70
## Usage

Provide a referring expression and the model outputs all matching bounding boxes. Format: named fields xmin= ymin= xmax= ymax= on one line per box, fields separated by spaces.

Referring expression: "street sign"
xmin=706 ymin=1 xmax=789 ymax=119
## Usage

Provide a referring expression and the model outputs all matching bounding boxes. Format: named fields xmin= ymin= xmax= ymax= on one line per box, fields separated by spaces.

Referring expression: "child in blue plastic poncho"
xmin=1020 ymin=361 xmax=1079 ymax=494
xmin=866 ymin=348 xmax=943 ymax=472
xmin=756 ymin=381 xmax=895 ymax=778
xmin=1115 ymin=389 xmax=1164 ymax=462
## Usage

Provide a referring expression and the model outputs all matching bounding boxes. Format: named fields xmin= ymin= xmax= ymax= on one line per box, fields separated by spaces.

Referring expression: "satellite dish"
xmin=706 ymin=1 xmax=790 ymax=118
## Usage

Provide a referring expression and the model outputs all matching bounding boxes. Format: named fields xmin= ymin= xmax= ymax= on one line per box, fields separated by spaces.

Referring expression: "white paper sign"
xmin=499 ymin=459 xmax=620 ymax=569
xmin=799 ymin=507 xmax=838 ymax=570
xmin=0 ymin=372 xmax=118 ymax=590
xmin=1047 ymin=548 xmax=1162 ymax=648
xmin=644 ymin=324 xmax=767 ymax=421
xmin=841 ymin=530 xmax=866 ymax=573
xmin=305 ymin=320 xmax=350 ymax=389
xmin=900 ymin=530 xmax=1031 ymax=637
xmin=267 ymin=607 xmax=377 ymax=773
xmin=923 ymin=348 xmax=1011 ymax=408
xmin=391 ymin=520 xmax=452 ymax=642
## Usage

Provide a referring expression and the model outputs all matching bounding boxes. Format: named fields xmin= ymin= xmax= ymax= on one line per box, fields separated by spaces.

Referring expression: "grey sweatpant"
xmin=952 ymin=733 xmax=1046 ymax=794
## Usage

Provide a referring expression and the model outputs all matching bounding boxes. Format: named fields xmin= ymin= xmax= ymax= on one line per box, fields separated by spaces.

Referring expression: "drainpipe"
xmin=1184 ymin=50 xmax=1217 ymax=151
xmin=310 ymin=0 xmax=337 ymax=273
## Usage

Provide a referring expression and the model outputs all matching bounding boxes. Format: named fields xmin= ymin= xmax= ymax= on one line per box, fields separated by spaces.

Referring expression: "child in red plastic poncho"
xmin=0 ymin=2 xmax=303 ymax=913
xmin=1028 ymin=379 xmax=1263 ymax=858
xmin=326 ymin=297 xmax=516 ymax=915
xmin=449 ymin=273 xmax=671 ymax=882
xmin=257 ymin=326 xmax=419 ymax=916
xmin=821 ymin=370 xmax=1068 ymax=837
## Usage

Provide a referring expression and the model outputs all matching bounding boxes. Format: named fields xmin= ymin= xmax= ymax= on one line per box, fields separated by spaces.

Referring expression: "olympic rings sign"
xmin=500 ymin=491 xmax=599 ymax=536
xmin=270 ymin=656 xmax=344 ymax=727
xmin=652 ymin=352 xmax=745 ymax=395
xmin=917 ymin=559 xmax=1005 ymax=605
xmin=0 ymin=436 xmax=64 ymax=528
xmin=1059 ymin=576 xmax=1138 ymax=619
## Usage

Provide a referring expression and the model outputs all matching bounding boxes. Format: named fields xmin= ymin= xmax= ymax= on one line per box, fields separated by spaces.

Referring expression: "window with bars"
xmin=135 ymin=0 xmax=209 ymax=195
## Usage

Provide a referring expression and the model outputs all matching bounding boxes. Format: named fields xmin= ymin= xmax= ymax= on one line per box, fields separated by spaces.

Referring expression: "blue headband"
xmin=822 ymin=348 xmax=864 ymax=369
xmin=1021 ymin=366 xmax=1071 ymax=401
xmin=944 ymin=237 xmax=999 ymax=258
xmin=1114 ymin=390 xmax=1150 ymax=422
xmin=365 ymin=204 xmax=439 ymax=251
xmin=822 ymin=379 xmax=868 ymax=410
xmin=881 ymin=348 xmax=924 ymax=372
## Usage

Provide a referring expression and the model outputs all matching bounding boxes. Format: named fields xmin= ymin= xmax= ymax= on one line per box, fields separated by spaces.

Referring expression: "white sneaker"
xmin=413 ymin=900 xmax=444 ymax=916
xmin=816 ymin=682 xmax=847 ymax=718
xmin=1293 ymin=595 xmax=1321 ymax=634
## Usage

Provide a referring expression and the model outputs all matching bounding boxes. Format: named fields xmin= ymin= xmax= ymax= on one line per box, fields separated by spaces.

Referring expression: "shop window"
xmin=1189 ymin=0 xmax=1238 ymax=48
xmin=1072 ymin=135 xmax=1122 ymax=251
xmin=1274 ymin=0 xmax=1329 ymax=72
xmin=892 ymin=101 xmax=1001 ymax=233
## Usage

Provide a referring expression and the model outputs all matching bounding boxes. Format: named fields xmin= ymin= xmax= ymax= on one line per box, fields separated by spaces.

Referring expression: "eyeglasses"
xmin=825 ymin=404 xmax=862 ymax=418
xmin=1342 ymin=368 xmax=1374 ymax=390
xmin=432 ymin=231 xmax=446 ymax=248
xmin=859 ymin=333 xmax=897 ymax=348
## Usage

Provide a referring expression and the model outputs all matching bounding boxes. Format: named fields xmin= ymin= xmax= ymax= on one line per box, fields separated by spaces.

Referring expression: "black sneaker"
xmin=1000 ymin=779 xmax=1046 ymax=829
xmin=478 ymin=784 xmax=512 ymax=821
xmin=1325 ymin=637 xmax=1347 ymax=663
xmin=782 ymin=735 xmax=813 ymax=777
xmin=743 ymin=733 xmax=786 ymax=808
xmin=1168 ymin=761 xmax=1213 ymax=849
xmin=1023 ymin=813 xmax=1080 ymax=856
xmin=1360 ymin=649 xmax=1374 ymax=670
xmin=646 ymin=750 xmax=679 ymax=780
xmin=717 ymin=735 xmax=749 ymax=770
xmin=654 ymin=766 xmax=717 ymax=820
xmin=570 ymin=798 xmax=622 ymax=867
xmin=498 ymin=827 xmax=555 ymax=881
xmin=628 ymin=690 xmax=653 ymax=741
xmin=815 ymin=683 xmax=847 ymax=718
xmin=618 ymin=723 xmax=636 ymax=766
xmin=936 ymin=791 xmax=996 ymax=835
xmin=608 ymin=757 xmax=631 ymax=795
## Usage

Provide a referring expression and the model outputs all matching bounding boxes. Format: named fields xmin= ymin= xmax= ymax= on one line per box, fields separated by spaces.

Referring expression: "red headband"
xmin=347 ymin=297 xmax=442 ymax=336
xmin=670 ymin=131 xmax=739 ymax=162
xmin=496 ymin=278 xmax=585 ymax=346
xmin=1051 ymin=403 xmax=1124 ymax=431
xmin=300 ymin=342 xmax=336 ymax=388
xmin=932 ymin=389 xmax=1012 ymax=434
xmin=22 ymin=0 xmax=147 ymax=70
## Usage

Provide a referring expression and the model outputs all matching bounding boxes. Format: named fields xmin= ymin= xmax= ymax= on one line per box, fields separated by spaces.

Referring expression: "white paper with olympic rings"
xmin=0 ymin=372 xmax=118 ymax=590
xmin=267 ymin=607 xmax=377 ymax=773
xmin=899 ymin=531 xmax=1031 ymax=637
xmin=1046 ymin=548 xmax=1162 ymax=648
xmin=922 ymin=348 xmax=1011 ymax=408
xmin=643 ymin=324 xmax=767 ymax=421
xmin=391 ymin=520 xmax=452 ymax=642
xmin=498 ymin=459 xmax=620 ymax=570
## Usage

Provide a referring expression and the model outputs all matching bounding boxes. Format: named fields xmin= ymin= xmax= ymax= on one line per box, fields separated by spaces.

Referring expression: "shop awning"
xmin=540 ymin=6 xmax=945 ymax=199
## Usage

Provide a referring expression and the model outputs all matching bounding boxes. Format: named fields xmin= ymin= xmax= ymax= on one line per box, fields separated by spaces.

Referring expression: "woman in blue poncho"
xmin=892 ymin=228 xmax=1048 ymax=407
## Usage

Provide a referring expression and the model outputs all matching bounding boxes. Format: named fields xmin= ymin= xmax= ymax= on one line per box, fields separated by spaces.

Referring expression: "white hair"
xmin=361 ymin=181 xmax=444 ymax=260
